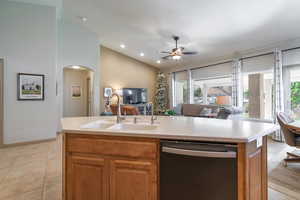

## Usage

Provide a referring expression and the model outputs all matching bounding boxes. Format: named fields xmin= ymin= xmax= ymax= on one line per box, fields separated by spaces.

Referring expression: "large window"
xmin=193 ymin=77 xmax=233 ymax=105
xmin=283 ymin=49 xmax=300 ymax=120
xmin=171 ymin=49 xmax=300 ymax=124
xmin=283 ymin=66 xmax=300 ymax=119
xmin=191 ymin=62 xmax=233 ymax=105
xmin=241 ymin=54 xmax=274 ymax=120
xmin=173 ymin=71 xmax=188 ymax=106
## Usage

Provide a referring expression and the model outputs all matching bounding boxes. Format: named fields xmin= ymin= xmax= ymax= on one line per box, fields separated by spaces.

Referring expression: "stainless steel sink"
xmin=80 ymin=121 xmax=115 ymax=129
xmin=107 ymin=123 xmax=158 ymax=131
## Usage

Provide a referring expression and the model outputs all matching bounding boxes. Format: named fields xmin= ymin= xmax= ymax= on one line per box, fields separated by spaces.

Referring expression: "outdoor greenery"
xmin=194 ymin=87 xmax=202 ymax=97
xmin=164 ymin=109 xmax=177 ymax=116
xmin=243 ymin=90 xmax=249 ymax=99
xmin=291 ymin=82 xmax=300 ymax=109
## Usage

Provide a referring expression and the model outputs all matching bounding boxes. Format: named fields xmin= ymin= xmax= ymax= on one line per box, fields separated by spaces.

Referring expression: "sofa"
xmin=175 ymin=104 xmax=243 ymax=119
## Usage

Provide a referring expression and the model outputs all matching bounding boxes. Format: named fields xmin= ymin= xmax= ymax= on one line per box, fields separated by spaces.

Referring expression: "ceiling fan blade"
xmin=160 ymin=51 xmax=171 ymax=54
xmin=162 ymin=55 xmax=172 ymax=60
xmin=182 ymin=51 xmax=198 ymax=55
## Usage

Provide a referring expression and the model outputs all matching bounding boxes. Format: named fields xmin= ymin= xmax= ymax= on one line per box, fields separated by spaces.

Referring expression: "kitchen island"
xmin=61 ymin=116 xmax=278 ymax=200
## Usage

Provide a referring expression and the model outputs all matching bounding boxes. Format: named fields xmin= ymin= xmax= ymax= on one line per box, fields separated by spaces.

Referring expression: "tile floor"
xmin=0 ymin=138 xmax=62 ymax=200
xmin=0 ymin=136 xmax=299 ymax=200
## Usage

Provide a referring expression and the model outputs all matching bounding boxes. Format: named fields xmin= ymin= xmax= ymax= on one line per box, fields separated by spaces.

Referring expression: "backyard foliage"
xmin=194 ymin=87 xmax=202 ymax=97
xmin=291 ymin=82 xmax=300 ymax=109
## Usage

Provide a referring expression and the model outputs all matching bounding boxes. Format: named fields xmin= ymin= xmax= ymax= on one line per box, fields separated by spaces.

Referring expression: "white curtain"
xmin=272 ymin=49 xmax=285 ymax=142
xmin=232 ymin=59 xmax=242 ymax=107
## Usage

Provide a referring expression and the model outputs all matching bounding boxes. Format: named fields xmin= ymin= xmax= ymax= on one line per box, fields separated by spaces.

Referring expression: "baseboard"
xmin=0 ymin=138 xmax=56 ymax=148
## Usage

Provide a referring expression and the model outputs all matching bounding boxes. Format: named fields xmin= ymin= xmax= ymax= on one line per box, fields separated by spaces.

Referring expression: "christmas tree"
xmin=154 ymin=72 xmax=169 ymax=114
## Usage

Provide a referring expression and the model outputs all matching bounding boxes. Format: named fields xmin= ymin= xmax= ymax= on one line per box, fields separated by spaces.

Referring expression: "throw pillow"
xmin=212 ymin=107 xmax=220 ymax=114
xmin=199 ymin=107 xmax=212 ymax=116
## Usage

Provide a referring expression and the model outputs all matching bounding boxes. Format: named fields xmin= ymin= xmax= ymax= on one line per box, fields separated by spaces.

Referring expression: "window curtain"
xmin=169 ymin=73 xmax=174 ymax=108
xmin=232 ymin=59 xmax=242 ymax=107
xmin=272 ymin=49 xmax=285 ymax=142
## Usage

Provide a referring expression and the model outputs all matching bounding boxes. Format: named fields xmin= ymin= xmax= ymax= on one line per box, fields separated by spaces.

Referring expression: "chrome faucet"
xmin=111 ymin=93 xmax=125 ymax=123
xmin=147 ymin=102 xmax=157 ymax=125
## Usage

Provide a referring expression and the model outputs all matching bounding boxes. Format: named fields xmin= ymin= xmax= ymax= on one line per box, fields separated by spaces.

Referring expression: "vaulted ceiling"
xmin=17 ymin=0 xmax=300 ymax=69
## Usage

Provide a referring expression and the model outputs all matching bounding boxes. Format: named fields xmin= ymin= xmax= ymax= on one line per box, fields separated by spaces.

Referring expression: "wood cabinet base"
xmin=64 ymin=134 xmax=159 ymax=200
xmin=63 ymin=134 xmax=267 ymax=200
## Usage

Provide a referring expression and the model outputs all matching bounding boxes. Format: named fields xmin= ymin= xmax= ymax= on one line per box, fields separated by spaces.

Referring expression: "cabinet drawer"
xmin=67 ymin=134 xmax=158 ymax=159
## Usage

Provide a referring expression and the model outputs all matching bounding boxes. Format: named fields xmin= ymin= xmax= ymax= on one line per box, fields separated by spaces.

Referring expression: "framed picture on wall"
xmin=104 ymin=88 xmax=113 ymax=97
xmin=17 ymin=73 xmax=45 ymax=101
xmin=71 ymin=85 xmax=81 ymax=98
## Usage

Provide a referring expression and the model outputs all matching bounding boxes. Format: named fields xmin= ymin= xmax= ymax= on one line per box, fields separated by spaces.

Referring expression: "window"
xmin=283 ymin=48 xmax=300 ymax=120
xmin=193 ymin=77 xmax=233 ymax=105
xmin=241 ymin=54 xmax=274 ymax=120
xmin=283 ymin=66 xmax=300 ymax=119
xmin=191 ymin=62 xmax=233 ymax=105
xmin=173 ymin=71 xmax=188 ymax=106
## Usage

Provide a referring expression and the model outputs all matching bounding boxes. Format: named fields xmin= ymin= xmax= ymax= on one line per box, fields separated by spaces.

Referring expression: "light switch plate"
xmin=257 ymin=137 xmax=263 ymax=148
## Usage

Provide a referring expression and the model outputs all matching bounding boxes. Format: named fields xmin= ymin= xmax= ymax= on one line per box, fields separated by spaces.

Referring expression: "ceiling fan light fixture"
xmin=172 ymin=55 xmax=181 ymax=60
xmin=160 ymin=36 xmax=197 ymax=61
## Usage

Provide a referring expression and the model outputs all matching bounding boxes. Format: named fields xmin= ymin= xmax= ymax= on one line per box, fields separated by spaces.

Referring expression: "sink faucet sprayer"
xmin=111 ymin=93 xmax=125 ymax=123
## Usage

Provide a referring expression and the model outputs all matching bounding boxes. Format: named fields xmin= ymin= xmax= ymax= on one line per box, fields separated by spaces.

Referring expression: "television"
xmin=123 ymin=88 xmax=147 ymax=104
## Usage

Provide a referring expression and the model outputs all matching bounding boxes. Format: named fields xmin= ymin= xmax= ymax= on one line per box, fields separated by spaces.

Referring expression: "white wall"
xmin=0 ymin=1 xmax=57 ymax=144
xmin=57 ymin=19 xmax=100 ymax=128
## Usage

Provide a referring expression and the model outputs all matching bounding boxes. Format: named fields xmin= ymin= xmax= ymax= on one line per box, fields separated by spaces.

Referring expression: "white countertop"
xmin=61 ymin=116 xmax=278 ymax=143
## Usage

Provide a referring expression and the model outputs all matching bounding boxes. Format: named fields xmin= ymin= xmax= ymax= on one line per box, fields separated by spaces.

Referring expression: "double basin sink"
xmin=80 ymin=119 xmax=158 ymax=131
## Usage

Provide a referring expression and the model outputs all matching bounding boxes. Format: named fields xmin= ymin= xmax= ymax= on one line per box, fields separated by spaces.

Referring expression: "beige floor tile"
xmin=43 ymin=184 xmax=62 ymax=200
xmin=1 ymin=188 xmax=43 ymax=200
xmin=0 ymin=136 xmax=299 ymax=200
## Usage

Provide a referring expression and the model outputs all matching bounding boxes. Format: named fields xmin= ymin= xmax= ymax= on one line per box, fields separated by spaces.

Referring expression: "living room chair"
xmin=277 ymin=112 xmax=300 ymax=166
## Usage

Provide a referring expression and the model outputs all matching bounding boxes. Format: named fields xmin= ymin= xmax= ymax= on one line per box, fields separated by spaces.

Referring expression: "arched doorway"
xmin=63 ymin=65 xmax=94 ymax=117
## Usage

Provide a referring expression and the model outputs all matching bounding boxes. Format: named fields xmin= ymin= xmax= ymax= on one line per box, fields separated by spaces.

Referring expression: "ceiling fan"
xmin=161 ymin=36 xmax=198 ymax=60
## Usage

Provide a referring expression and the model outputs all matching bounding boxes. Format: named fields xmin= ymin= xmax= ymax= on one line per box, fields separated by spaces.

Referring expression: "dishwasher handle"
xmin=162 ymin=146 xmax=237 ymax=158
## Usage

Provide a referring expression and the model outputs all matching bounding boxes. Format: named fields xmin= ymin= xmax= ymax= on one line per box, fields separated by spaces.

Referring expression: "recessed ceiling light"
xmin=156 ymin=60 xmax=161 ymax=64
xmin=120 ymin=44 xmax=126 ymax=49
xmin=79 ymin=16 xmax=87 ymax=22
xmin=140 ymin=52 xmax=145 ymax=57
xmin=72 ymin=65 xmax=81 ymax=69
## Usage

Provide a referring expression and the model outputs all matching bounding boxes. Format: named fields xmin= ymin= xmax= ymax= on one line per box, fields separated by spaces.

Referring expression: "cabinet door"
xmin=110 ymin=159 xmax=157 ymax=200
xmin=67 ymin=154 xmax=108 ymax=200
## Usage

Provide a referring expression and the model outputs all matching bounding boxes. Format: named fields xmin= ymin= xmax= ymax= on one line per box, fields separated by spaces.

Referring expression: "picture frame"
xmin=17 ymin=73 xmax=45 ymax=101
xmin=104 ymin=87 xmax=113 ymax=97
xmin=71 ymin=85 xmax=82 ymax=98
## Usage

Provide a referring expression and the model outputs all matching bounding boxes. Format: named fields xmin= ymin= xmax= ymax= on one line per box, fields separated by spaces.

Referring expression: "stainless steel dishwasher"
xmin=160 ymin=140 xmax=237 ymax=200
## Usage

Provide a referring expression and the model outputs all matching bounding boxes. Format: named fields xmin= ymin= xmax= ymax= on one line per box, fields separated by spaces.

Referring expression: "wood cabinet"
xmin=67 ymin=155 xmax=108 ymax=200
xmin=238 ymin=136 xmax=268 ymax=200
xmin=65 ymin=134 xmax=159 ymax=200
xmin=110 ymin=159 xmax=157 ymax=200
xmin=64 ymin=133 xmax=268 ymax=200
